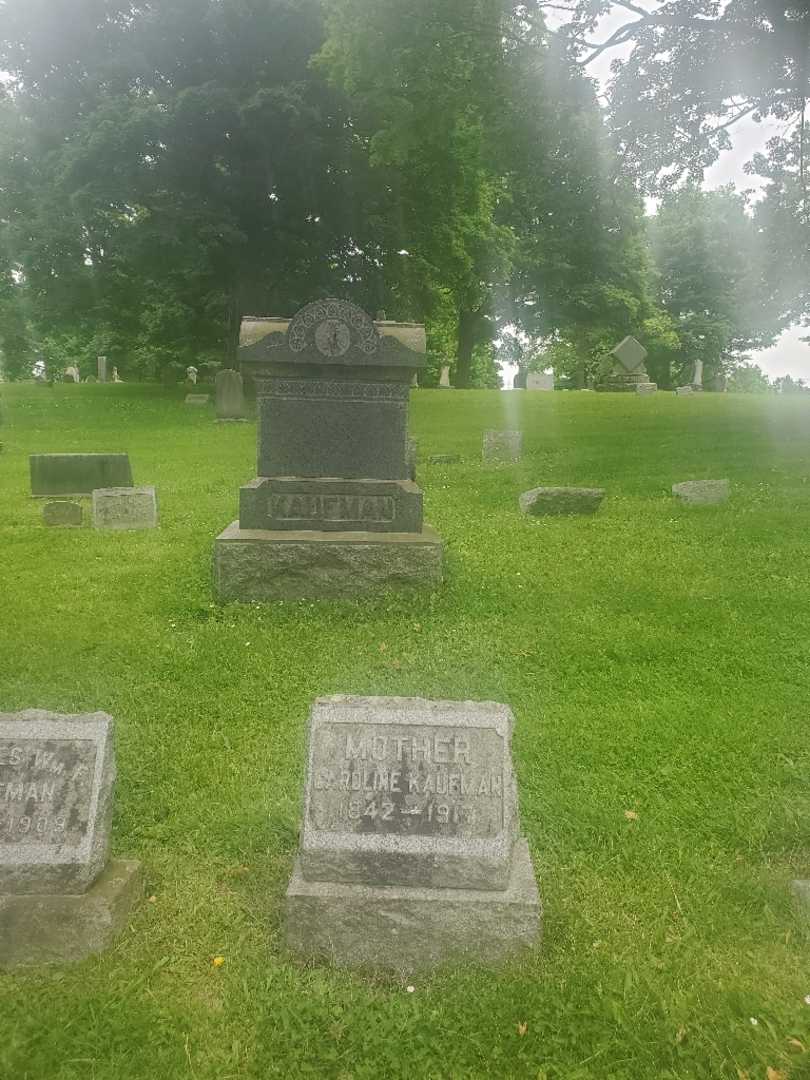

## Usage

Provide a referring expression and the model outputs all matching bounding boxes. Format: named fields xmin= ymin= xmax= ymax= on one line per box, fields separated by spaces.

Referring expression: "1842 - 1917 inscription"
xmin=300 ymin=696 xmax=518 ymax=890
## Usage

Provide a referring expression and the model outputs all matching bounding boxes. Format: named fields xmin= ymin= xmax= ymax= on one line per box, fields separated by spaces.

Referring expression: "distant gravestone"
xmin=438 ymin=364 xmax=452 ymax=389
xmin=598 ymin=336 xmax=657 ymax=393
xmin=184 ymin=393 xmax=210 ymax=406
xmin=483 ymin=430 xmax=522 ymax=464
xmin=63 ymin=367 xmax=80 ymax=384
xmin=43 ymin=501 xmax=83 ymax=527
xmin=427 ymin=454 xmax=461 ymax=465
xmin=692 ymin=357 xmax=704 ymax=389
xmin=672 ymin=480 xmax=729 ymax=505
xmin=525 ymin=372 xmax=554 ymax=391
xmin=215 ymin=369 xmax=246 ymax=421
xmin=84 ymin=375 xmax=97 ymax=384
xmin=519 ymin=486 xmax=605 ymax=516
xmin=285 ymin=696 xmax=541 ymax=971
xmin=0 ymin=709 xmax=141 ymax=965
xmin=186 ymin=365 xmax=198 ymax=385
xmin=97 ymin=355 xmax=107 ymax=383
xmin=791 ymin=880 xmax=810 ymax=913
xmin=675 ymin=386 xmax=693 ymax=396
xmin=92 ymin=486 xmax=158 ymax=530
xmin=30 ymin=453 xmax=133 ymax=497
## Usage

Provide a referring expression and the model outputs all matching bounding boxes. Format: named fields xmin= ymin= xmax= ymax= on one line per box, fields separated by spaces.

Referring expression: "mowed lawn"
xmin=1 ymin=383 xmax=810 ymax=1080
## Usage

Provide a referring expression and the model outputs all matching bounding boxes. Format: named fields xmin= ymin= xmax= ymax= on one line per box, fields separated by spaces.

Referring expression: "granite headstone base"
xmin=239 ymin=477 xmax=423 ymax=534
xmin=285 ymin=838 xmax=540 ymax=973
xmin=213 ymin=523 xmax=442 ymax=601
xmin=0 ymin=859 xmax=142 ymax=967
xmin=598 ymin=373 xmax=657 ymax=392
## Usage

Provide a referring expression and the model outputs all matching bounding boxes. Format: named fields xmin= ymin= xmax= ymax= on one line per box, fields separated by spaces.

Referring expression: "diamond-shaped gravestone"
xmin=611 ymin=336 xmax=648 ymax=373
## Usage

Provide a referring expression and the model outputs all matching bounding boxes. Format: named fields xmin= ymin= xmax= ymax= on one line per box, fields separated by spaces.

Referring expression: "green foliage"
xmin=728 ymin=362 xmax=773 ymax=393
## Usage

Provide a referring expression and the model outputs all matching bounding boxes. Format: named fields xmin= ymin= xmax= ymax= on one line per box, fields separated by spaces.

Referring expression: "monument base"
xmin=0 ymin=859 xmax=143 ymax=967
xmin=597 ymin=376 xmax=658 ymax=393
xmin=213 ymin=522 xmax=443 ymax=601
xmin=284 ymin=839 xmax=541 ymax=973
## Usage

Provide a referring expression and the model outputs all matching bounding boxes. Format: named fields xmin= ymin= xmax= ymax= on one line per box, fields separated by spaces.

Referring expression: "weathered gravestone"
xmin=0 ymin=710 xmax=141 ymax=965
xmin=672 ymin=479 xmax=729 ymax=506
xmin=519 ymin=486 xmax=605 ymax=516
xmin=213 ymin=299 xmax=443 ymax=601
xmin=438 ymin=364 xmax=452 ymax=389
xmin=483 ymin=430 xmax=523 ymax=464
xmin=30 ymin=453 xmax=133 ymax=497
xmin=675 ymin=386 xmax=693 ymax=396
xmin=97 ymin=355 xmax=108 ymax=383
xmin=427 ymin=454 xmax=461 ymax=465
xmin=598 ymin=336 xmax=657 ymax=393
xmin=526 ymin=372 xmax=554 ymax=391
xmin=43 ymin=501 xmax=83 ymax=527
xmin=285 ymin=696 xmax=541 ymax=972
xmin=184 ymin=393 xmax=210 ymax=406
xmin=215 ymin=369 xmax=247 ymax=421
xmin=92 ymin=486 xmax=158 ymax=530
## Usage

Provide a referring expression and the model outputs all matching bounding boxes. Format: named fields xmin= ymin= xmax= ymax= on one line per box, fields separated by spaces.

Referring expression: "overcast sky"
xmin=539 ymin=3 xmax=810 ymax=383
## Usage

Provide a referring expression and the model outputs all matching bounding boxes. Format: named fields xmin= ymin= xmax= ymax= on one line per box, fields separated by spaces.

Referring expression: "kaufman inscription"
xmin=308 ymin=723 xmax=505 ymax=839
xmin=0 ymin=739 xmax=97 ymax=847
xmin=271 ymin=493 xmax=395 ymax=524
xmin=267 ymin=377 xmax=409 ymax=404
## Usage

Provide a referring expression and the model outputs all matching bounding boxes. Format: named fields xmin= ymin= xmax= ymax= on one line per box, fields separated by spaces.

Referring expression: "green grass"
xmin=2 ymin=383 xmax=810 ymax=1079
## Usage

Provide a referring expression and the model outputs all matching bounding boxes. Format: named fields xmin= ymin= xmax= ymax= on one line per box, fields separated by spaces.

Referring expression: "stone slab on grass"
xmin=427 ymin=454 xmax=461 ymax=465
xmin=672 ymin=480 xmax=730 ymax=505
xmin=519 ymin=486 xmax=605 ymax=517
xmin=184 ymin=394 xmax=210 ymax=406
xmin=300 ymin=696 xmax=518 ymax=891
xmin=483 ymin=430 xmax=522 ymax=464
xmin=43 ymin=501 xmax=83 ymax=527
xmin=0 ymin=710 xmax=115 ymax=895
xmin=0 ymin=859 xmax=142 ymax=967
xmin=213 ymin=522 xmax=442 ymax=602
xmin=30 ymin=453 xmax=132 ymax=497
xmin=675 ymin=386 xmax=693 ymax=396
xmin=92 ymin=486 xmax=158 ymax=530
xmin=285 ymin=837 xmax=540 ymax=973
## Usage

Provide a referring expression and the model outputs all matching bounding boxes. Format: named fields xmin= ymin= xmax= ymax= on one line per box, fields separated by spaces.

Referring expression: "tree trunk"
xmin=224 ymin=289 xmax=242 ymax=369
xmin=456 ymin=308 xmax=480 ymax=389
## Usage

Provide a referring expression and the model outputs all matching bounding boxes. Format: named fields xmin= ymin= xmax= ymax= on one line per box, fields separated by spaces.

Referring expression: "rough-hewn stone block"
xmin=672 ymin=480 xmax=729 ymax=505
xmin=519 ymin=486 xmax=605 ymax=517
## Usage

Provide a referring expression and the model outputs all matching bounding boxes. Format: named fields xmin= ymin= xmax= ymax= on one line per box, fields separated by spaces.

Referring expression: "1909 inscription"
xmin=309 ymin=723 xmax=505 ymax=839
xmin=0 ymin=739 xmax=97 ymax=846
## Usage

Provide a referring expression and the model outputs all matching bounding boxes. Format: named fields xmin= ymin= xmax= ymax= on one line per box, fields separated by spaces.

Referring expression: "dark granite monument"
xmin=213 ymin=299 xmax=442 ymax=601
xmin=285 ymin=696 xmax=541 ymax=972
xmin=30 ymin=453 xmax=133 ymax=497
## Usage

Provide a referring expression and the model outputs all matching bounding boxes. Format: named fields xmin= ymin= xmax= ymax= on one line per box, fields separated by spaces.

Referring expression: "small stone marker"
xmin=43 ymin=501 xmax=83 ymax=527
xmin=483 ymin=430 xmax=522 ymax=464
xmin=519 ymin=486 xmax=604 ymax=516
xmin=438 ymin=364 xmax=452 ymax=389
xmin=184 ymin=393 xmax=210 ymax=406
xmin=598 ymin=336 xmax=657 ymax=393
xmin=215 ymin=369 xmax=246 ymax=421
xmin=97 ymin=355 xmax=107 ymax=383
xmin=675 ymin=386 xmax=693 ymax=396
xmin=526 ymin=372 xmax=554 ymax=391
xmin=285 ymin=696 xmax=541 ymax=972
xmin=0 ymin=709 xmax=141 ymax=965
xmin=791 ymin=880 xmax=810 ymax=912
xmin=427 ymin=454 xmax=461 ymax=465
xmin=30 ymin=453 xmax=132 ymax=497
xmin=92 ymin=486 xmax=158 ymax=530
xmin=672 ymin=479 xmax=729 ymax=505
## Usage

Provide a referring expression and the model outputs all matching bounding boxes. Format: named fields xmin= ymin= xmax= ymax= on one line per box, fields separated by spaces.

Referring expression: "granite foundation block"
xmin=519 ymin=486 xmax=605 ymax=516
xmin=285 ymin=838 xmax=540 ymax=973
xmin=239 ymin=477 xmax=423 ymax=534
xmin=213 ymin=523 xmax=443 ymax=601
xmin=43 ymin=501 xmax=83 ymax=527
xmin=0 ymin=859 xmax=142 ymax=967
xmin=30 ymin=453 xmax=132 ymax=497
xmin=92 ymin=486 xmax=158 ymax=530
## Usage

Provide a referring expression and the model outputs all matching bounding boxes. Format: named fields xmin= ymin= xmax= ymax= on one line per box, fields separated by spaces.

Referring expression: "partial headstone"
xmin=483 ymin=430 xmax=522 ymax=464
xmin=525 ymin=372 xmax=554 ymax=391
xmin=184 ymin=393 xmax=210 ymax=406
xmin=186 ymin=365 xmax=198 ymax=385
xmin=692 ymin=357 xmax=704 ymax=390
xmin=63 ymin=367 xmax=80 ymax=384
xmin=285 ymin=696 xmax=541 ymax=971
xmin=214 ymin=299 xmax=442 ymax=601
xmin=710 ymin=373 xmax=727 ymax=392
xmin=598 ymin=336 xmax=657 ymax=393
xmin=30 ymin=453 xmax=132 ymax=497
xmin=43 ymin=501 xmax=83 ymax=528
xmin=519 ymin=486 xmax=605 ymax=516
xmin=111 ymin=366 xmax=123 ymax=383
xmin=84 ymin=375 xmax=97 ymax=384
xmin=672 ymin=480 xmax=729 ymax=506
xmin=675 ymin=386 xmax=693 ymax=396
xmin=427 ymin=454 xmax=461 ymax=465
xmin=0 ymin=709 xmax=142 ymax=965
xmin=438 ymin=364 xmax=452 ymax=389
xmin=97 ymin=355 xmax=107 ymax=383
xmin=92 ymin=486 xmax=158 ymax=530
xmin=410 ymin=372 xmax=419 ymax=388
xmin=215 ymin=369 xmax=246 ymax=421
xmin=791 ymin=879 xmax=810 ymax=912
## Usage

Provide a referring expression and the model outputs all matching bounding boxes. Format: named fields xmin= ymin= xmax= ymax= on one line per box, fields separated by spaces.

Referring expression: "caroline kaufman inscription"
xmin=309 ymin=724 xmax=504 ymax=838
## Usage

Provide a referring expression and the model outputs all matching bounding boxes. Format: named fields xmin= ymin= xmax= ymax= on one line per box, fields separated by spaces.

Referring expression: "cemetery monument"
xmin=0 ymin=709 xmax=141 ymax=966
xmin=284 ymin=695 xmax=541 ymax=971
xmin=598 ymin=336 xmax=657 ymax=393
xmin=213 ymin=299 xmax=442 ymax=601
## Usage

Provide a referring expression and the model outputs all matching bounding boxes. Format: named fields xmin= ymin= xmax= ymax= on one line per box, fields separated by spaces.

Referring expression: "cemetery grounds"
xmin=1 ymin=383 xmax=809 ymax=1080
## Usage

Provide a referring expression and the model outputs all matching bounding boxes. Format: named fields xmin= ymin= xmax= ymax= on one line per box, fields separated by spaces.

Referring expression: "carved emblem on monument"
xmin=288 ymin=298 xmax=379 ymax=357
